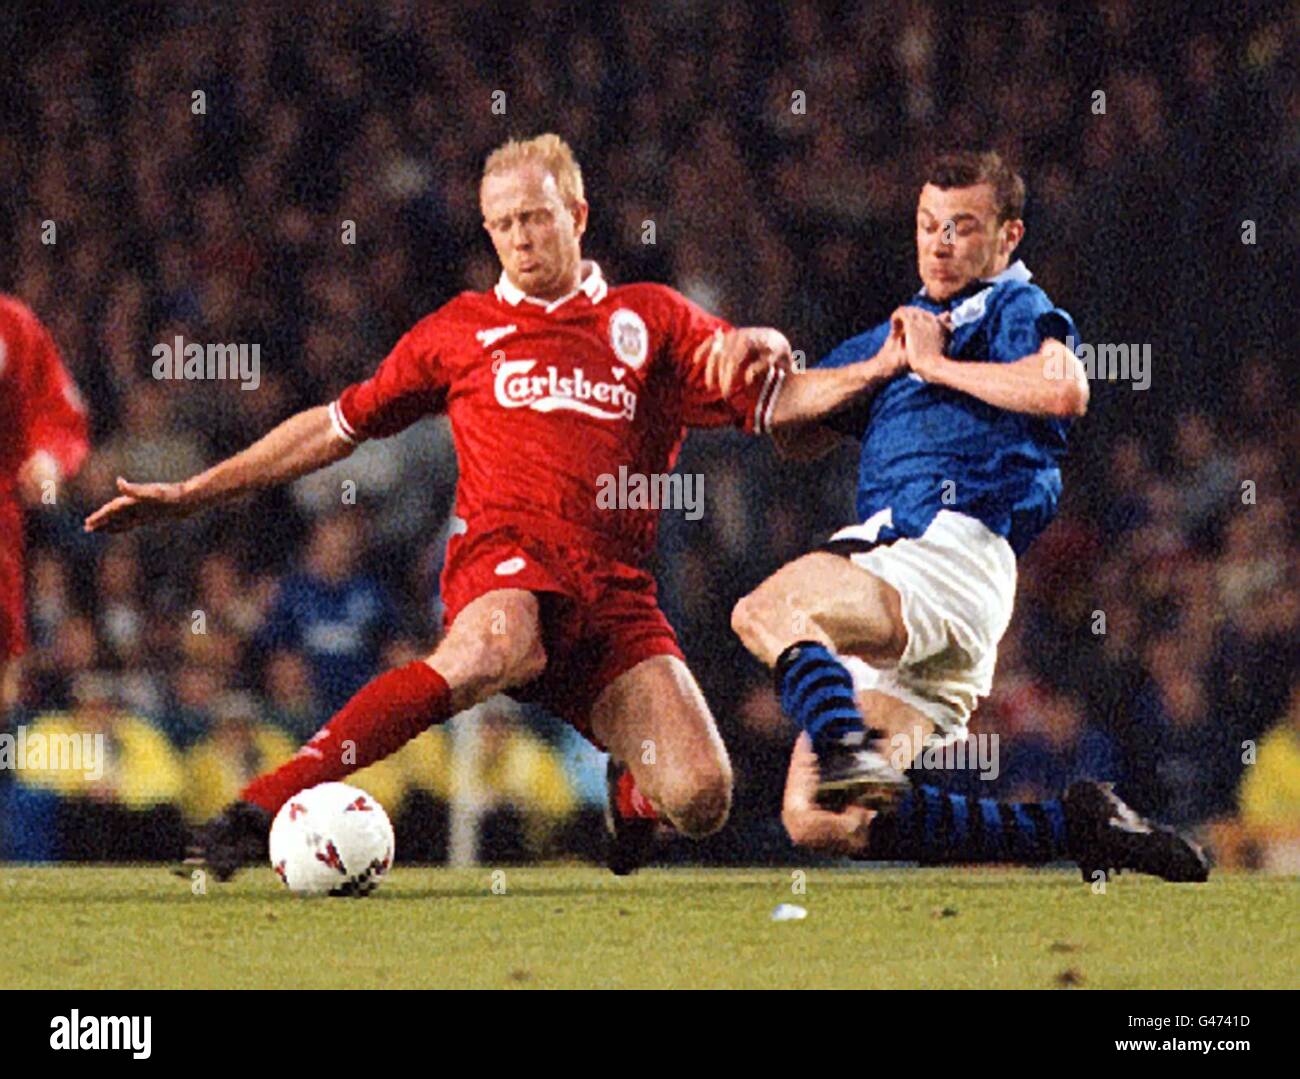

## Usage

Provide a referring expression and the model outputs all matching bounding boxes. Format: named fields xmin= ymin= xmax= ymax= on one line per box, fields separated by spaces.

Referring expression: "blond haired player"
xmin=87 ymin=134 xmax=896 ymax=876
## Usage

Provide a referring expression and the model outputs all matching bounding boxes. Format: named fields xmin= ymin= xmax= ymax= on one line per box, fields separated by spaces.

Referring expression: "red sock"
xmin=242 ymin=660 xmax=452 ymax=815
xmin=616 ymin=768 xmax=659 ymax=821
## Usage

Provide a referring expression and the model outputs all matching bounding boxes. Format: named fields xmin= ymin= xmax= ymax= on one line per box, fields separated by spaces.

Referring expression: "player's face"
xmin=481 ymin=164 xmax=588 ymax=301
xmin=915 ymin=183 xmax=1023 ymax=302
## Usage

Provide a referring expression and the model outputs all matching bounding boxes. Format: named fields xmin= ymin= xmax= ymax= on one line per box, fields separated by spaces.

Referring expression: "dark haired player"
xmin=725 ymin=152 xmax=1208 ymax=881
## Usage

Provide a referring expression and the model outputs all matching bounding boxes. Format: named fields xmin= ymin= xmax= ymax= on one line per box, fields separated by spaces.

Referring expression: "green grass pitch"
xmin=1 ymin=865 xmax=1294 ymax=989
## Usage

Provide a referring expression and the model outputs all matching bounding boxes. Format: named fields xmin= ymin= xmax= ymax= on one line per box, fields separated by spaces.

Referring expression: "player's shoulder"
xmin=608 ymin=279 xmax=679 ymax=301
xmin=403 ymin=289 xmax=500 ymax=338
xmin=837 ymin=319 xmax=893 ymax=352
xmin=0 ymin=292 xmax=40 ymax=332
xmin=982 ymin=264 xmax=1067 ymax=321
xmin=605 ymin=280 xmax=702 ymax=318
xmin=988 ymin=277 xmax=1077 ymax=340
xmin=992 ymin=277 xmax=1054 ymax=311
xmin=427 ymin=288 xmax=497 ymax=322
xmin=817 ymin=318 xmax=891 ymax=368
xmin=0 ymin=294 xmax=47 ymax=370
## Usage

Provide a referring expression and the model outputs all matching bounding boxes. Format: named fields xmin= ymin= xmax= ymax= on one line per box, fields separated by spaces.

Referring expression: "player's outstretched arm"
xmin=84 ymin=404 xmax=352 ymax=533
xmin=700 ymin=324 xmax=907 ymax=460
xmin=768 ymin=342 xmax=905 ymax=427
xmin=766 ymin=328 xmax=908 ymax=460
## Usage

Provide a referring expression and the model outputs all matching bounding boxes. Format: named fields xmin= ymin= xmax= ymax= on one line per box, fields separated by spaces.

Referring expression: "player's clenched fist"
xmin=699 ymin=326 xmax=793 ymax=398
xmin=83 ymin=476 xmax=201 ymax=533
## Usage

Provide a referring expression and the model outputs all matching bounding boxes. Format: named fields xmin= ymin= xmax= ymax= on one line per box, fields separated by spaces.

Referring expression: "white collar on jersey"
xmin=916 ymin=259 xmax=1033 ymax=306
xmin=983 ymin=259 xmax=1032 ymax=286
xmin=494 ymin=260 xmax=609 ymax=312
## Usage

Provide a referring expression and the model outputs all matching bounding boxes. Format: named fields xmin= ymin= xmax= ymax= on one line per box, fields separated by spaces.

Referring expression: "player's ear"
xmin=1000 ymin=218 xmax=1025 ymax=257
xmin=570 ymin=199 xmax=589 ymax=239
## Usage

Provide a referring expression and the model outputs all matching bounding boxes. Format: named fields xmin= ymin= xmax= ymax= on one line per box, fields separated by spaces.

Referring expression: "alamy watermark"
xmin=0 ymin=726 xmax=105 ymax=780
xmin=888 ymin=726 xmax=999 ymax=781
xmin=152 ymin=335 xmax=261 ymax=391
xmin=595 ymin=466 xmax=703 ymax=520
xmin=1047 ymin=336 xmax=1151 ymax=391
xmin=50 ymin=1011 xmax=151 ymax=1059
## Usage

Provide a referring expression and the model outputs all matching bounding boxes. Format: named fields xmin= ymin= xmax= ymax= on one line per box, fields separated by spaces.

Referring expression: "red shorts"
xmin=440 ymin=525 xmax=683 ymax=737
xmin=0 ymin=502 xmax=25 ymax=659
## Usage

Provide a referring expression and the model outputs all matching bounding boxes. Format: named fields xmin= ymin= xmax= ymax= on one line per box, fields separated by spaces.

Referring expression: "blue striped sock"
xmin=868 ymin=786 xmax=1069 ymax=864
xmin=774 ymin=641 xmax=866 ymax=748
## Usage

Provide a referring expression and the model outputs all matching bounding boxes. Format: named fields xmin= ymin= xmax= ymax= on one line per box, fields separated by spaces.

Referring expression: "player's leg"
xmin=731 ymin=551 xmax=911 ymax=803
xmin=782 ymin=704 xmax=1072 ymax=867
xmin=744 ymin=554 xmax=1079 ymax=865
xmin=780 ymin=696 xmax=1208 ymax=881
xmin=751 ymin=523 xmax=1208 ymax=880
xmin=780 ymin=690 xmax=929 ymax=855
xmin=732 ymin=551 xmax=907 ymax=670
xmin=192 ymin=588 xmax=547 ymax=879
xmin=240 ymin=587 xmax=544 ymax=812
xmin=590 ymin=653 xmax=732 ymax=839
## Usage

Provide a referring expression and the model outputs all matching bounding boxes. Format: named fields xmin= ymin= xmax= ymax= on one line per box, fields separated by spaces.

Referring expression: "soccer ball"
xmin=268 ymin=782 xmax=395 ymax=897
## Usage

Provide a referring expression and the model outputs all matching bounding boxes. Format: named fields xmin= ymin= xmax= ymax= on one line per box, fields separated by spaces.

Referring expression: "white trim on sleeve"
xmin=753 ymin=366 xmax=785 ymax=435
xmin=329 ymin=400 xmax=359 ymax=445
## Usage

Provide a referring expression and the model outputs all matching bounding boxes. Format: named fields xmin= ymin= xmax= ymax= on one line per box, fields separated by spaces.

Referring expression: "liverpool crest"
xmin=608 ymin=308 xmax=648 ymax=369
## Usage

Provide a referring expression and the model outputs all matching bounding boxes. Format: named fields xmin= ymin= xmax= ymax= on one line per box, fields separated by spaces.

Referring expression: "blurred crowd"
xmin=1 ymin=1 xmax=1297 ymax=866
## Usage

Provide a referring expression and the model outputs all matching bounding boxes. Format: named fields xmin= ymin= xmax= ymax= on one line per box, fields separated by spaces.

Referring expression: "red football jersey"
xmin=0 ymin=294 xmax=89 ymax=657
xmin=332 ymin=263 xmax=783 ymax=565
xmin=0 ymin=294 xmax=90 ymax=505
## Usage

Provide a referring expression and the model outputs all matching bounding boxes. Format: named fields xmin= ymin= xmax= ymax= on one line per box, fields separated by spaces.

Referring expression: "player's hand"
xmin=700 ymin=326 xmax=792 ymax=399
xmin=83 ymin=477 xmax=201 ymax=533
xmin=781 ymin=733 xmax=872 ymax=856
xmin=890 ymin=306 xmax=948 ymax=355
xmin=892 ymin=307 xmax=949 ymax=382
xmin=16 ymin=450 xmax=62 ymax=507
xmin=873 ymin=324 xmax=909 ymax=380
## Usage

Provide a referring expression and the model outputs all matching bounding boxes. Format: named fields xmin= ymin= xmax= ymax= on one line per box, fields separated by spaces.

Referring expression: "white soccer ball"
xmin=268 ymin=782 xmax=395 ymax=897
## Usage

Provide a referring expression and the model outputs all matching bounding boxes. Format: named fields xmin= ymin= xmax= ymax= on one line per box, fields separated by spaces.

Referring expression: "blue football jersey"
xmin=818 ymin=261 xmax=1078 ymax=556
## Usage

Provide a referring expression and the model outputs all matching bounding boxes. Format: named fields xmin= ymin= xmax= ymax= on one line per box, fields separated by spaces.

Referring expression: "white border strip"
xmin=328 ymin=399 xmax=359 ymax=445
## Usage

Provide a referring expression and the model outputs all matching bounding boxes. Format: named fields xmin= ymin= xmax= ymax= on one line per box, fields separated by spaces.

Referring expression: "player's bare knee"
xmin=661 ymin=765 xmax=732 ymax=838
xmin=730 ymin=592 xmax=760 ymax=648
xmin=731 ymin=589 xmax=783 ymax=659
xmin=510 ymin=628 xmax=548 ymax=684
xmin=485 ymin=629 xmax=547 ymax=691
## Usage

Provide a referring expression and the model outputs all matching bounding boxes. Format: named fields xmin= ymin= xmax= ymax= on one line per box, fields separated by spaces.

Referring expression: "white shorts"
xmin=829 ymin=510 xmax=1017 ymax=741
